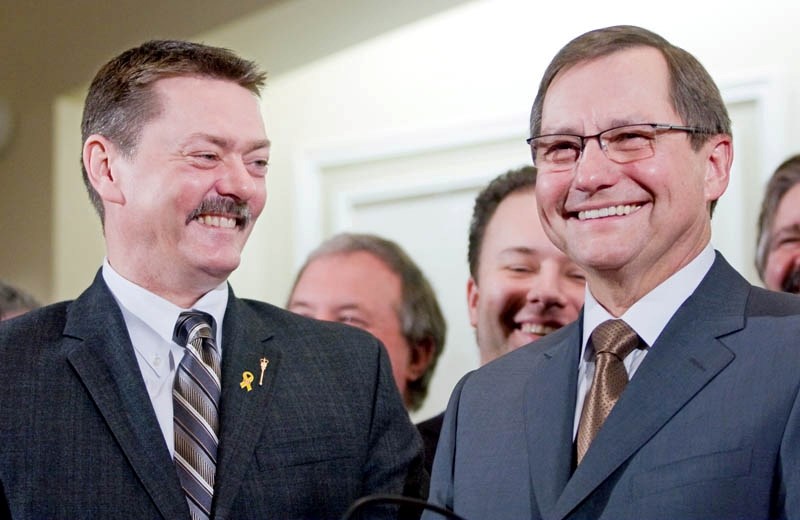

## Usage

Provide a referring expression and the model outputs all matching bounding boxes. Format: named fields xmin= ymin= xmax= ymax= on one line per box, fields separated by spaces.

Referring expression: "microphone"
xmin=341 ymin=494 xmax=468 ymax=520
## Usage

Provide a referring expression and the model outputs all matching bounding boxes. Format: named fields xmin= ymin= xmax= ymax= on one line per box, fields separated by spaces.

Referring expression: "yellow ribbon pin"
xmin=240 ymin=371 xmax=254 ymax=392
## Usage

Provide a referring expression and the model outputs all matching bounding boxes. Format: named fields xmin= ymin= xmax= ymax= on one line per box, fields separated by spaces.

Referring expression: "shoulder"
xmin=0 ymin=301 xmax=72 ymax=345
xmin=232 ymin=297 xmax=385 ymax=359
xmin=745 ymin=286 xmax=800 ymax=317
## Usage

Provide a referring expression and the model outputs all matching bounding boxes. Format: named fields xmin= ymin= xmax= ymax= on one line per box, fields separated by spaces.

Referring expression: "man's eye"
xmin=543 ymin=141 xmax=580 ymax=163
xmin=777 ymin=236 xmax=800 ymax=247
xmin=567 ymin=270 xmax=586 ymax=282
xmin=340 ymin=315 xmax=367 ymax=328
xmin=608 ymin=132 xmax=652 ymax=150
xmin=191 ymin=153 xmax=219 ymax=164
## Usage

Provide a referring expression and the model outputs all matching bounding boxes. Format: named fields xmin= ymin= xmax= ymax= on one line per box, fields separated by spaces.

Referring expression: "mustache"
xmin=186 ymin=197 xmax=252 ymax=227
xmin=781 ymin=266 xmax=800 ymax=294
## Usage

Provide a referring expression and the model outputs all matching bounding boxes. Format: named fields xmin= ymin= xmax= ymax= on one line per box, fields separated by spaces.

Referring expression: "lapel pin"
xmin=259 ymin=357 xmax=269 ymax=386
xmin=240 ymin=371 xmax=254 ymax=392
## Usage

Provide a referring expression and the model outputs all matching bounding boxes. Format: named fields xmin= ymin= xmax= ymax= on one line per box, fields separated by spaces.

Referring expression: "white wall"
xmin=54 ymin=0 xmax=800 ymax=419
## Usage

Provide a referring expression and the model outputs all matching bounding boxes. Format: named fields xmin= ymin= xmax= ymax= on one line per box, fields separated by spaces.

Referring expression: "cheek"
xmin=764 ymin=251 xmax=793 ymax=287
xmin=535 ymin=176 xmax=566 ymax=213
xmin=564 ymin=283 xmax=585 ymax=313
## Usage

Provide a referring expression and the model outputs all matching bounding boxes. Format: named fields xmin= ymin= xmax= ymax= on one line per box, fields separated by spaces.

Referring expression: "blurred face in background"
xmin=287 ymin=251 xmax=433 ymax=407
xmin=763 ymin=183 xmax=800 ymax=293
xmin=468 ymin=189 xmax=585 ymax=364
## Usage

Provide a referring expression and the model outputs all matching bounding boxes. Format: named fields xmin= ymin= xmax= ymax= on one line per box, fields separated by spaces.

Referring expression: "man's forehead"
xmin=541 ymin=47 xmax=673 ymax=132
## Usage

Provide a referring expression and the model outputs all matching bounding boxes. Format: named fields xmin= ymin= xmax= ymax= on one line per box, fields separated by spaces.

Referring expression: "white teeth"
xmin=578 ymin=204 xmax=642 ymax=221
xmin=520 ymin=323 xmax=556 ymax=336
xmin=196 ymin=215 xmax=237 ymax=229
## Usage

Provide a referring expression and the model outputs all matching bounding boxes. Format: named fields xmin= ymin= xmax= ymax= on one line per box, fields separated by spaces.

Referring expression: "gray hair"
xmin=289 ymin=233 xmax=446 ymax=411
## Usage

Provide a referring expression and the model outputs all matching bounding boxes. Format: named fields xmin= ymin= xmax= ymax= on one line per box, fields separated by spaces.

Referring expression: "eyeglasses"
xmin=526 ymin=123 xmax=710 ymax=172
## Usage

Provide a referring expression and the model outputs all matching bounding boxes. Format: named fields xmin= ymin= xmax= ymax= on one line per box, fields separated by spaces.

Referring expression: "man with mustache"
xmin=0 ymin=40 xmax=425 ymax=519
xmin=756 ymin=154 xmax=800 ymax=293
xmin=427 ymin=26 xmax=800 ymax=519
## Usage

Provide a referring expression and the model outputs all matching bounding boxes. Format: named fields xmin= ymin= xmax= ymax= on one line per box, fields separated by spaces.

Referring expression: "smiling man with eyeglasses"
xmin=427 ymin=25 xmax=800 ymax=520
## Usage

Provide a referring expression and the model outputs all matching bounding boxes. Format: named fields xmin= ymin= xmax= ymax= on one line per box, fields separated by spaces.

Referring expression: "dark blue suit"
xmin=428 ymin=253 xmax=800 ymax=519
xmin=0 ymin=272 xmax=426 ymax=519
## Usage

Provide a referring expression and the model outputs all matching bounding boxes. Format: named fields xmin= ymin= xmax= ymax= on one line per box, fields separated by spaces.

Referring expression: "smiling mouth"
xmin=187 ymin=197 xmax=251 ymax=229
xmin=578 ymin=204 xmax=642 ymax=221
xmin=519 ymin=323 xmax=558 ymax=336
xmin=193 ymin=215 xmax=238 ymax=229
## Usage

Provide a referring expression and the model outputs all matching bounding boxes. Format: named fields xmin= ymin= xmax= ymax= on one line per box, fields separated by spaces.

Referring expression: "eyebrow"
xmin=541 ymin=117 xmax=645 ymax=135
xmin=183 ymin=133 xmax=271 ymax=153
xmin=499 ymin=247 xmax=537 ymax=256
xmin=773 ymin=223 xmax=800 ymax=238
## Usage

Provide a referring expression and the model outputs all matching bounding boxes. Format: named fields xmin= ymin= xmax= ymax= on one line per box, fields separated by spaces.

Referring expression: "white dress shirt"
xmin=102 ymin=259 xmax=228 ymax=456
xmin=573 ymin=244 xmax=716 ymax=438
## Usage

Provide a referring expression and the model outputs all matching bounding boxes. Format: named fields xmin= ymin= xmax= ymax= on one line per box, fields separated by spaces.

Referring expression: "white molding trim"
xmin=718 ymin=67 xmax=788 ymax=183
xmin=292 ymin=114 xmax=528 ymax=266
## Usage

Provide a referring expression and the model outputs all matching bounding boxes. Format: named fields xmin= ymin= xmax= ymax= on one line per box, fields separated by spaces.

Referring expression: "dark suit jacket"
xmin=428 ymin=253 xmax=800 ymax=519
xmin=416 ymin=412 xmax=444 ymax=476
xmin=0 ymin=272 xmax=426 ymax=519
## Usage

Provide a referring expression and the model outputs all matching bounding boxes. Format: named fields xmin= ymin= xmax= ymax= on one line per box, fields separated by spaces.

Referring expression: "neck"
xmin=586 ymin=242 xmax=709 ymax=317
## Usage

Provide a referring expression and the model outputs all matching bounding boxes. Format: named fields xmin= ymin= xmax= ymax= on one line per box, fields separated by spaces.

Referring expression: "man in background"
xmin=0 ymin=40 xmax=425 ymax=519
xmin=756 ymin=154 xmax=800 ymax=292
xmin=0 ymin=280 xmax=40 ymax=321
xmin=287 ymin=232 xmax=446 ymax=473
xmin=467 ymin=165 xmax=585 ymax=366
xmin=428 ymin=25 xmax=800 ymax=519
xmin=418 ymin=166 xmax=585 ymax=473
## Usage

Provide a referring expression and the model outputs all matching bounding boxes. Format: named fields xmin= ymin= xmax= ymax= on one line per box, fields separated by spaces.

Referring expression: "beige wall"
xmin=8 ymin=0 xmax=800 ymax=417
xmin=1 ymin=0 xmax=469 ymax=303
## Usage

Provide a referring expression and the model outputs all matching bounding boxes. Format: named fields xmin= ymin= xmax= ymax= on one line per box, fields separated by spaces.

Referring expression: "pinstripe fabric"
xmin=173 ymin=311 xmax=221 ymax=520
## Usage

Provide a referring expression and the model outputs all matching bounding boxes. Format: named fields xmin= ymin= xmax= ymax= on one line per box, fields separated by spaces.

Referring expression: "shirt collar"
xmin=582 ymin=243 xmax=715 ymax=354
xmin=102 ymin=258 xmax=229 ymax=347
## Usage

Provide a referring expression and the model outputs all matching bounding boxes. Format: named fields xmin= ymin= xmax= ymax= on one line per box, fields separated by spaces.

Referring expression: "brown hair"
xmin=468 ymin=166 xmax=537 ymax=279
xmin=530 ymin=25 xmax=730 ymax=149
xmin=755 ymin=154 xmax=800 ymax=280
xmin=81 ymin=39 xmax=267 ymax=223
xmin=529 ymin=26 xmax=730 ymax=215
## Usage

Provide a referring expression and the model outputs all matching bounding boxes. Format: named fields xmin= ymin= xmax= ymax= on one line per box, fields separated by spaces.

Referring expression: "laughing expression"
xmin=468 ymin=189 xmax=585 ymax=364
xmin=98 ymin=76 xmax=270 ymax=305
xmin=534 ymin=47 xmax=730 ymax=312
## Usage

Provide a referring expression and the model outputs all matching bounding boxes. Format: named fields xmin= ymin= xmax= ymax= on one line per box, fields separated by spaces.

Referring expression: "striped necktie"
xmin=173 ymin=310 xmax=222 ymax=520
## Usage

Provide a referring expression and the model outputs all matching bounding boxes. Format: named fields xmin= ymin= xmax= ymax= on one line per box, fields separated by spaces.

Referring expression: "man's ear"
xmin=83 ymin=134 xmax=125 ymax=205
xmin=407 ymin=337 xmax=435 ymax=381
xmin=467 ymin=276 xmax=479 ymax=328
xmin=703 ymin=134 xmax=733 ymax=204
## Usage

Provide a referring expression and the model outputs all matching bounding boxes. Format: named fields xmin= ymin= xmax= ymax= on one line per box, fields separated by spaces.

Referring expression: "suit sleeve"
xmin=425 ymin=372 xmax=471 ymax=515
xmin=779 ymin=379 xmax=800 ymax=518
xmin=361 ymin=337 xmax=429 ymax=502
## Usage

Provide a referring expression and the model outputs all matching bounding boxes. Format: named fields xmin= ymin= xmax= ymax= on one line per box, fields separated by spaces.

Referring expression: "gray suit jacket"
xmin=428 ymin=253 xmax=800 ymax=520
xmin=0 ymin=272 xmax=426 ymax=519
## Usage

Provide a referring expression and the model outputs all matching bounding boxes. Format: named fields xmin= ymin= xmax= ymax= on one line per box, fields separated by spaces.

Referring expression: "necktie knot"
xmin=173 ymin=310 xmax=216 ymax=348
xmin=591 ymin=319 xmax=640 ymax=360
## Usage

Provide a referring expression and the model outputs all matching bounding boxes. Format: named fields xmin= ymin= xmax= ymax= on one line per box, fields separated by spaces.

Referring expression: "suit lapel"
xmin=65 ymin=273 xmax=188 ymax=519
xmin=524 ymin=322 xmax=582 ymax=519
xmin=212 ymin=294 xmax=279 ymax=516
xmin=552 ymin=254 xmax=749 ymax=520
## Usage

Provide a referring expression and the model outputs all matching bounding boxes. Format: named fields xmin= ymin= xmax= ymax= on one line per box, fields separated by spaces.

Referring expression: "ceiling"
xmin=0 ymin=0 xmax=281 ymax=101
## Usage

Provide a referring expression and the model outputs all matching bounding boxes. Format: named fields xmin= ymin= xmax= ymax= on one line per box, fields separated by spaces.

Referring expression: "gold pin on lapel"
xmin=259 ymin=357 xmax=269 ymax=386
xmin=240 ymin=371 xmax=254 ymax=392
